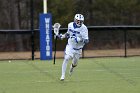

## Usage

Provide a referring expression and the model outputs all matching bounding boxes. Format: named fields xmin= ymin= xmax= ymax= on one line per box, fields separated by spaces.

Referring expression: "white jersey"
xmin=66 ymin=22 xmax=89 ymax=50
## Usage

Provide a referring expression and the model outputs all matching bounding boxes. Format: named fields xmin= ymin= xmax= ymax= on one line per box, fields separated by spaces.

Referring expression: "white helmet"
xmin=74 ymin=14 xmax=84 ymax=27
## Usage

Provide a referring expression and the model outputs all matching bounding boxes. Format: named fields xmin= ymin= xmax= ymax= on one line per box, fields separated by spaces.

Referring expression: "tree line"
xmin=0 ymin=0 xmax=140 ymax=51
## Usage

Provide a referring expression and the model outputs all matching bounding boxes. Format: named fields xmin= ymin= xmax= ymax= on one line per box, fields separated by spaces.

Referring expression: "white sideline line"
xmin=119 ymin=73 xmax=131 ymax=75
xmin=115 ymin=69 xmax=139 ymax=71
xmin=2 ymin=80 xmax=58 ymax=84
xmin=95 ymin=70 xmax=105 ymax=71
xmin=0 ymin=71 xmax=49 ymax=74
xmin=5 ymin=79 xmax=71 ymax=84
xmin=132 ymin=77 xmax=140 ymax=79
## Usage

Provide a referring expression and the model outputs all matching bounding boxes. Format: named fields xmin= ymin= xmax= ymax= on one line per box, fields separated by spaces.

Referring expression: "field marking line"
xmin=23 ymin=61 xmax=59 ymax=82
xmin=94 ymin=61 xmax=137 ymax=86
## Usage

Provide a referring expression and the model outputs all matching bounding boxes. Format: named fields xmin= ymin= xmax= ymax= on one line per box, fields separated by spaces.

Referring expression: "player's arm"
xmin=70 ymin=30 xmax=89 ymax=44
xmin=70 ymin=35 xmax=83 ymax=43
xmin=82 ymin=27 xmax=89 ymax=44
xmin=56 ymin=23 xmax=71 ymax=40
xmin=83 ymin=39 xmax=89 ymax=44
xmin=57 ymin=32 xmax=69 ymax=39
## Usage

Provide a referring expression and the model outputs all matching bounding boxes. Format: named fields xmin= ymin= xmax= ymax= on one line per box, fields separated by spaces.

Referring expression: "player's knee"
xmin=64 ymin=55 xmax=71 ymax=62
xmin=64 ymin=58 xmax=69 ymax=62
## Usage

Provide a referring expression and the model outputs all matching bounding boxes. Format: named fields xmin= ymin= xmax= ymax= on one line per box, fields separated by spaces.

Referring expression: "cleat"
xmin=60 ymin=75 xmax=65 ymax=81
xmin=60 ymin=79 xmax=64 ymax=81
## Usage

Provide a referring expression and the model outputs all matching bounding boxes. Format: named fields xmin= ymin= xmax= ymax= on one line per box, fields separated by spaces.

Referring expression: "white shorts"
xmin=64 ymin=44 xmax=82 ymax=58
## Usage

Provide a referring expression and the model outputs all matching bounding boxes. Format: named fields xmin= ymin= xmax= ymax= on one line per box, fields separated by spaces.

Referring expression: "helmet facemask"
xmin=74 ymin=14 xmax=84 ymax=27
xmin=74 ymin=19 xmax=84 ymax=27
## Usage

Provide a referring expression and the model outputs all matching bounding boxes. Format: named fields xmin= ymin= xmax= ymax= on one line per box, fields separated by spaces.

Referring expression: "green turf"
xmin=0 ymin=57 xmax=140 ymax=93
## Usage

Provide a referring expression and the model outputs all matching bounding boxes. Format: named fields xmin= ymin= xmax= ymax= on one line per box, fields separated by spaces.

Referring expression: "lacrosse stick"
xmin=53 ymin=23 xmax=61 ymax=64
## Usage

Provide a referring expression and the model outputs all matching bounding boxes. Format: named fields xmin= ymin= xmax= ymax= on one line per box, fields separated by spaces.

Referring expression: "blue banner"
xmin=39 ymin=13 xmax=52 ymax=60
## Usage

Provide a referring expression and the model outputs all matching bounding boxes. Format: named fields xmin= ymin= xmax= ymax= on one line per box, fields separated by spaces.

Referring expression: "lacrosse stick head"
xmin=53 ymin=23 xmax=61 ymax=35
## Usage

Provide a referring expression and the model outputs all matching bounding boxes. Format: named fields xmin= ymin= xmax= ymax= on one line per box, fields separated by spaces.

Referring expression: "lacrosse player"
xmin=57 ymin=14 xmax=89 ymax=81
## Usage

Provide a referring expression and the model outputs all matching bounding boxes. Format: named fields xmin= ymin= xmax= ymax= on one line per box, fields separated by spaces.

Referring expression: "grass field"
xmin=0 ymin=57 xmax=140 ymax=93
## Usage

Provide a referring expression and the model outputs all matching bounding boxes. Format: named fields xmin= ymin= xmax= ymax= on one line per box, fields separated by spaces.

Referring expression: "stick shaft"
xmin=53 ymin=37 xmax=57 ymax=64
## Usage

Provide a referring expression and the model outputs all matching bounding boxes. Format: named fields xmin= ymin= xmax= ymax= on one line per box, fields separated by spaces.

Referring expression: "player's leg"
xmin=60 ymin=54 xmax=72 ymax=80
xmin=60 ymin=45 xmax=73 ymax=80
xmin=69 ymin=53 xmax=80 ymax=76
